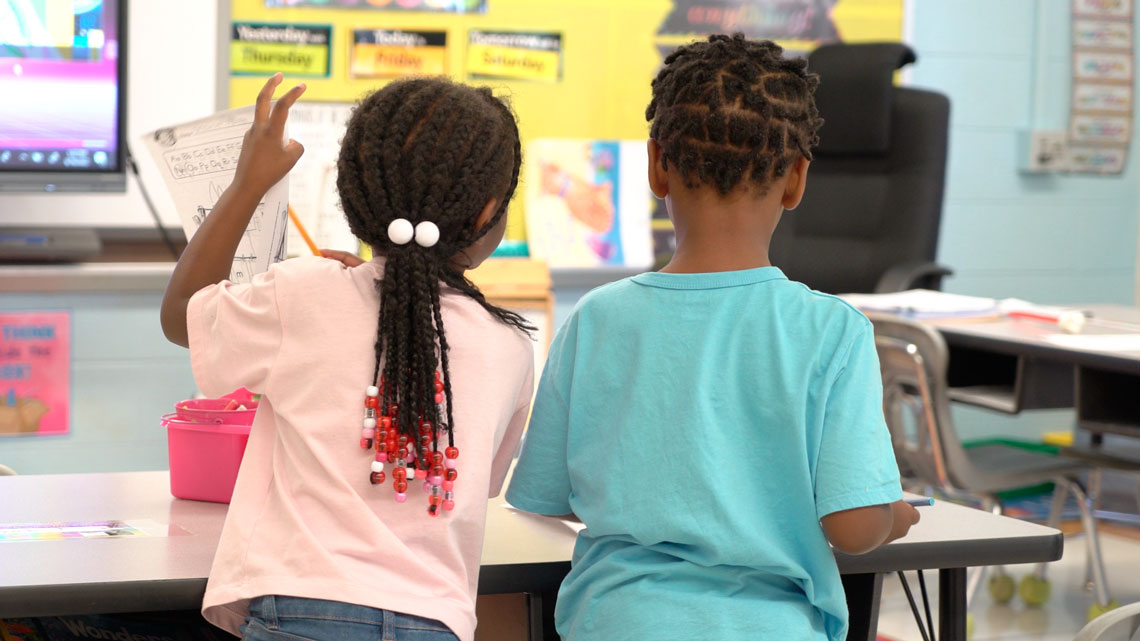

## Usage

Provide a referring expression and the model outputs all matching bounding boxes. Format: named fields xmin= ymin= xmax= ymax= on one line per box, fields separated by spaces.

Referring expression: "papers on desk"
xmin=840 ymin=290 xmax=1000 ymax=319
xmin=841 ymin=290 xmax=1084 ymax=323
xmin=1043 ymin=334 xmax=1140 ymax=352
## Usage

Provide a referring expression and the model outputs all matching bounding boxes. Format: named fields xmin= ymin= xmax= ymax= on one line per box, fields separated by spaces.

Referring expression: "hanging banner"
xmin=350 ymin=29 xmax=447 ymax=78
xmin=264 ymin=0 xmax=486 ymax=12
xmin=230 ymin=22 xmax=332 ymax=77
xmin=1070 ymin=0 xmax=1133 ymax=174
xmin=466 ymin=30 xmax=562 ymax=82
xmin=0 ymin=311 xmax=69 ymax=437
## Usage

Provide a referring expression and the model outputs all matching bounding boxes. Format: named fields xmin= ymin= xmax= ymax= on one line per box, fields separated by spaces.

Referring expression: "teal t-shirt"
xmin=505 ymin=267 xmax=902 ymax=641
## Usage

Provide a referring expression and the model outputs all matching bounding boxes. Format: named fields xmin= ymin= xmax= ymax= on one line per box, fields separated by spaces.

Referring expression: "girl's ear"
xmin=475 ymin=198 xmax=500 ymax=230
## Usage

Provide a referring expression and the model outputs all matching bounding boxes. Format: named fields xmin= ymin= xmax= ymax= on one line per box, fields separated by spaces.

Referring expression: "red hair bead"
xmin=445 ymin=469 xmax=457 ymax=481
xmin=395 ymin=480 xmax=408 ymax=493
xmin=369 ymin=471 xmax=385 ymax=484
xmin=365 ymin=397 xmax=379 ymax=409
xmin=429 ymin=494 xmax=442 ymax=507
xmin=380 ymin=417 xmax=391 ymax=429
xmin=431 ymin=465 xmax=444 ymax=477
xmin=360 ymin=438 xmax=372 ymax=450
xmin=434 ymin=381 xmax=444 ymax=393
xmin=445 ymin=447 xmax=459 ymax=459
xmin=431 ymin=452 xmax=444 ymax=465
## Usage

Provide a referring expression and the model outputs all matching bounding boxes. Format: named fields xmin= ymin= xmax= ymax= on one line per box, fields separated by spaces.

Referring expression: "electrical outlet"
xmin=1019 ymin=129 xmax=1068 ymax=173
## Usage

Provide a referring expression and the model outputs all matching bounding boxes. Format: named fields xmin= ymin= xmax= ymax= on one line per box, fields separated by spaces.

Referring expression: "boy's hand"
xmin=233 ymin=73 xmax=306 ymax=196
xmin=884 ymin=500 xmax=921 ymax=544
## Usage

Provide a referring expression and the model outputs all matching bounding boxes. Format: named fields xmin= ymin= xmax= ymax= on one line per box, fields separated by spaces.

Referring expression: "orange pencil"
xmin=288 ymin=206 xmax=321 ymax=256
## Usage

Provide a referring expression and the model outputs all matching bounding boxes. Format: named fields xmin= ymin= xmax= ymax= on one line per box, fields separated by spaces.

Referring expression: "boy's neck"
xmin=658 ymin=184 xmax=783 ymax=274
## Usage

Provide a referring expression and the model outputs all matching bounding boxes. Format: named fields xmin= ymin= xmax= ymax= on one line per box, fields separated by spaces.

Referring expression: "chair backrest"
xmin=866 ymin=314 xmax=978 ymax=493
xmin=0 ymin=463 xmax=16 ymax=476
xmin=770 ymin=43 xmax=950 ymax=294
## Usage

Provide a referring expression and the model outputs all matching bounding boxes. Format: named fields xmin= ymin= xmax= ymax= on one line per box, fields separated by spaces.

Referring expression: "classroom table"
xmin=929 ymin=304 xmax=1140 ymax=467
xmin=0 ymin=471 xmax=1060 ymax=641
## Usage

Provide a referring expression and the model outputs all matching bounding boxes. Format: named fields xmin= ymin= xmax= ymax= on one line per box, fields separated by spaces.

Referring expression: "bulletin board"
xmin=219 ymin=0 xmax=905 ymax=251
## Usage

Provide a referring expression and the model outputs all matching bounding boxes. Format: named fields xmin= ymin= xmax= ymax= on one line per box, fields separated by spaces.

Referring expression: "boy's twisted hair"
xmin=337 ymin=77 xmax=533 ymax=487
xmin=646 ymin=34 xmax=824 ymax=195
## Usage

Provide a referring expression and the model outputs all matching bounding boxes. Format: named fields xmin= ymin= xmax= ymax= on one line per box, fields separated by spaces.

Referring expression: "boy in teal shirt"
xmin=506 ymin=35 xmax=920 ymax=641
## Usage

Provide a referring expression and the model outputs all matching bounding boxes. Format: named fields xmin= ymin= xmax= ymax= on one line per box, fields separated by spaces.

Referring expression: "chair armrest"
xmin=874 ymin=261 xmax=954 ymax=293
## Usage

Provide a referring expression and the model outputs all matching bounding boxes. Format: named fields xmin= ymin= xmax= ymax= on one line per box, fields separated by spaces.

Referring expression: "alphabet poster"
xmin=0 ymin=312 xmax=70 ymax=437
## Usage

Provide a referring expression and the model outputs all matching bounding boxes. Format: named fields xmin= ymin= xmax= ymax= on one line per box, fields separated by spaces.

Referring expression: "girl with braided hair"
xmin=507 ymin=35 xmax=918 ymax=641
xmin=161 ymin=73 xmax=534 ymax=641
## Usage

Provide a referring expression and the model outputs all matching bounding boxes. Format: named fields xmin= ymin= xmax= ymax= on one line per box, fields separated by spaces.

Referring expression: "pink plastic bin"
xmin=163 ymin=390 xmax=258 ymax=503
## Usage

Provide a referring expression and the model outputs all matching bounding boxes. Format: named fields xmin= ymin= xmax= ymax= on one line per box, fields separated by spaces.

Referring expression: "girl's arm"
xmin=160 ymin=73 xmax=306 ymax=347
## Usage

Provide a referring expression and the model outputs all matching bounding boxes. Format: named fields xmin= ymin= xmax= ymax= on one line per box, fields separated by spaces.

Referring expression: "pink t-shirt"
xmin=187 ymin=256 xmax=534 ymax=641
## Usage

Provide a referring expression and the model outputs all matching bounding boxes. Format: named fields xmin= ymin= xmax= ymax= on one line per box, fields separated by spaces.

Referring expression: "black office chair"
xmin=771 ymin=43 xmax=952 ymax=294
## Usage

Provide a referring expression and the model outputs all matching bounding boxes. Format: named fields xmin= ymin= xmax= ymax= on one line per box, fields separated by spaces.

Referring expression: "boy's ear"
xmin=781 ymin=156 xmax=810 ymax=211
xmin=647 ymin=139 xmax=669 ymax=199
xmin=475 ymin=198 xmax=500 ymax=230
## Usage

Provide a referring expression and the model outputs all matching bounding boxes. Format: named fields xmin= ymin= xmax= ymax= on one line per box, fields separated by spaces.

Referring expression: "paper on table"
xmin=1043 ymin=334 xmax=1140 ymax=352
xmin=141 ymin=105 xmax=288 ymax=283
xmin=840 ymin=290 xmax=1000 ymax=319
xmin=287 ymin=102 xmax=359 ymax=255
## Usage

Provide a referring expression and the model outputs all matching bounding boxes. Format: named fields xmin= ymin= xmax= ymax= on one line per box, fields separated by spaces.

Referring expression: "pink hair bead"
xmin=423 ymin=481 xmax=432 ymax=492
xmin=362 ymin=428 xmax=376 ymax=440
xmin=434 ymin=392 xmax=444 ymax=404
xmin=442 ymin=480 xmax=454 ymax=491
xmin=442 ymin=499 xmax=455 ymax=511
xmin=444 ymin=458 xmax=457 ymax=470
xmin=376 ymin=452 xmax=388 ymax=463
xmin=394 ymin=492 xmax=407 ymax=503
xmin=429 ymin=475 xmax=443 ymax=486
xmin=415 ymin=468 xmax=428 ymax=480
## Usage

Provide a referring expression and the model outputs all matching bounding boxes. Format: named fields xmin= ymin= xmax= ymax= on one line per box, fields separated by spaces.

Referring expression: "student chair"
xmin=0 ymin=464 xmax=15 ymax=476
xmin=1074 ymin=600 xmax=1140 ymax=641
xmin=867 ymin=314 xmax=1117 ymax=619
xmin=770 ymin=43 xmax=952 ymax=294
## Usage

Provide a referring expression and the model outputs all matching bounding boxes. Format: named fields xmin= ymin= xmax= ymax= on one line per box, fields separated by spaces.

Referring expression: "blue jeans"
xmin=241 ymin=595 xmax=459 ymax=641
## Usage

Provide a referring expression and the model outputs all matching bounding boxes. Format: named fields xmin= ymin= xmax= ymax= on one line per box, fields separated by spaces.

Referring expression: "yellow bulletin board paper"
xmin=467 ymin=31 xmax=562 ymax=82
xmin=227 ymin=0 xmax=903 ymax=250
xmin=351 ymin=29 xmax=447 ymax=78
xmin=231 ymin=22 xmax=331 ymax=77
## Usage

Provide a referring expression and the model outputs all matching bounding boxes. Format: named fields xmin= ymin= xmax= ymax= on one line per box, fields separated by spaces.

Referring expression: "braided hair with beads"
xmin=646 ymin=34 xmax=824 ymax=196
xmin=338 ymin=77 xmax=534 ymax=516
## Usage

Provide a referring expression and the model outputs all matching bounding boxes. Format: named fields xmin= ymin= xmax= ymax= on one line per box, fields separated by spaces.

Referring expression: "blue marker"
xmin=905 ymin=497 xmax=935 ymax=507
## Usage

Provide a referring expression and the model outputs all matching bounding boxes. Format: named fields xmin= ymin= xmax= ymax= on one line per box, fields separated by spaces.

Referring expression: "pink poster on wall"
xmin=0 ymin=312 xmax=70 ymax=437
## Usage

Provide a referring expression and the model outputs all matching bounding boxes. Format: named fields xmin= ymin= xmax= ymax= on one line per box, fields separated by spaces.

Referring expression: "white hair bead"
xmin=371 ymin=460 xmax=385 ymax=473
xmin=363 ymin=417 xmax=377 ymax=429
xmin=387 ymin=218 xmax=414 ymax=245
xmin=415 ymin=221 xmax=440 ymax=248
xmin=366 ymin=385 xmax=379 ymax=397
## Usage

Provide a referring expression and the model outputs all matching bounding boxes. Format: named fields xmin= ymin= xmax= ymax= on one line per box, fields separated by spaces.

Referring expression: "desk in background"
xmin=930 ymin=305 xmax=1140 ymax=467
xmin=0 ymin=471 xmax=1060 ymax=641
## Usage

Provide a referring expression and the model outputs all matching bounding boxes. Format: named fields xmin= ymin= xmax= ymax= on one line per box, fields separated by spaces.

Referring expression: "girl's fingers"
xmin=254 ymin=73 xmax=283 ymax=124
xmin=270 ymin=83 xmax=307 ymax=131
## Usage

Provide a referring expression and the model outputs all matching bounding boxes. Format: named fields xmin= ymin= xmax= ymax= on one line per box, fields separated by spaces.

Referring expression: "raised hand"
xmin=233 ymin=73 xmax=307 ymax=197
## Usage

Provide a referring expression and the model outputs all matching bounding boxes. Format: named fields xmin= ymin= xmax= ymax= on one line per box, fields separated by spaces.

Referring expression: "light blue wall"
xmin=913 ymin=0 xmax=1138 ymax=306
xmin=0 ymin=292 xmax=197 ymax=475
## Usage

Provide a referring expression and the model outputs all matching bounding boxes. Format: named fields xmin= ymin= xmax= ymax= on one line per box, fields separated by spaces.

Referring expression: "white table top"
xmin=0 ymin=471 xmax=1061 ymax=617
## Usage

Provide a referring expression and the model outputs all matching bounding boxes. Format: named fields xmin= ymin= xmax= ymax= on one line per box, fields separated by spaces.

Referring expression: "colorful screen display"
xmin=0 ymin=0 xmax=122 ymax=173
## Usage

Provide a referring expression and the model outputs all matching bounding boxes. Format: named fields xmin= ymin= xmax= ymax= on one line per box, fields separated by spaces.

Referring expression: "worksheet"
xmin=286 ymin=102 xmax=359 ymax=256
xmin=141 ymin=106 xmax=288 ymax=283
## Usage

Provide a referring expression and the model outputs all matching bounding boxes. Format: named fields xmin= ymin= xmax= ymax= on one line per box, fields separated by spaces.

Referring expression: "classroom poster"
xmin=466 ymin=31 xmax=562 ymax=82
xmin=230 ymin=22 xmax=332 ymax=76
xmin=350 ymin=29 xmax=447 ymax=77
xmin=524 ymin=139 xmax=652 ymax=269
xmin=0 ymin=312 xmax=69 ymax=437
xmin=264 ymin=0 xmax=487 ymax=13
xmin=1070 ymin=0 xmax=1133 ymax=174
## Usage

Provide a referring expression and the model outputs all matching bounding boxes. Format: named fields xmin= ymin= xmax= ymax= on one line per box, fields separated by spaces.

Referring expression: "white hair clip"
xmin=387 ymin=218 xmax=414 ymax=245
xmin=388 ymin=218 xmax=440 ymax=248
xmin=415 ymin=221 xmax=440 ymax=248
